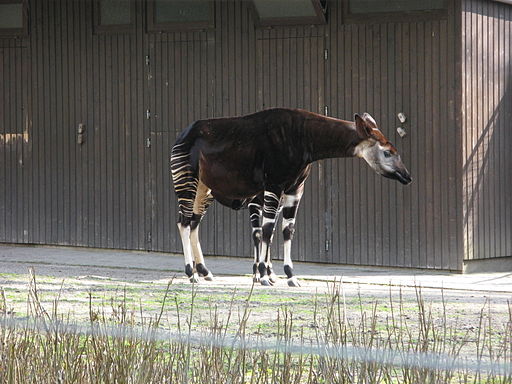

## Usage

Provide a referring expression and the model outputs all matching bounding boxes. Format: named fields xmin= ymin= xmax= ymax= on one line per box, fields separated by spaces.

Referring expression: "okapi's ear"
xmin=362 ymin=112 xmax=378 ymax=129
xmin=355 ymin=113 xmax=373 ymax=139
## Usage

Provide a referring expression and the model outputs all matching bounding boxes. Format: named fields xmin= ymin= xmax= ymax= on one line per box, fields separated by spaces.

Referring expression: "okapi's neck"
xmin=304 ymin=115 xmax=363 ymax=161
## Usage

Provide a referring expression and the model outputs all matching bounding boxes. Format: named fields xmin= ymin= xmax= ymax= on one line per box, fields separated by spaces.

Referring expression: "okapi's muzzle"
xmin=395 ymin=170 xmax=412 ymax=185
xmin=384 ymin=169 xmax=412 ymax=185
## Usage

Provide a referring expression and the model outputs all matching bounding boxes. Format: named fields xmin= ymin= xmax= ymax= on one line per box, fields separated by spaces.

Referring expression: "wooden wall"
xmin=462 ymin=0 xmax=512 ymax=261
xmin=0 ymin=40 xmax=30 ymax=245
xmin=0 ymin=0 xmax=464 ymax=270
xmin=324 ymin=2 xmax=461 ymax=269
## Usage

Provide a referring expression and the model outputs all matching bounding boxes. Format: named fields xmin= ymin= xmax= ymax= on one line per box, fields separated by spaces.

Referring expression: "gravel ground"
xmin=0 ymin=244 xmax=511 ymax=337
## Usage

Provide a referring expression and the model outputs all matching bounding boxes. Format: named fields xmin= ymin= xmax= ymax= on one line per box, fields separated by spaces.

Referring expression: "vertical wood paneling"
xmin=325 ymin=1 xmax=460 ymax=270
xmin=408 ymin=22 xmax=419 ymax=268
xmin=35 ymin=0 xmax=44 ymax=243
xmin=0 ymin=40 xmax=29 ymax=244
xmin=462 ymin=0 xmax=512 ymax=261
xmin=0 ymin=0 xmax=484 ymax=271
xmin=6 ymin=0 xmax=150 ymax=251
xmin=148 ymin=31 xmax=210 ymax=255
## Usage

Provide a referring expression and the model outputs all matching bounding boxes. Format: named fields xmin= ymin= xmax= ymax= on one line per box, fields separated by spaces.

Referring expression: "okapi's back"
xmin=173 ymin=108 xmax=311 ymax=149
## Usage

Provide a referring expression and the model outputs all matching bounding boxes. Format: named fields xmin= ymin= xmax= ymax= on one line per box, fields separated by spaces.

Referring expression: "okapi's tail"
xmin=170 ymin=141 xmax=198 ymax=222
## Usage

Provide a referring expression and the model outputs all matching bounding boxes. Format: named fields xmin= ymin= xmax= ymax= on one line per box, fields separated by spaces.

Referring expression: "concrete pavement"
xmin=0 ymin=244 xmax=511 ymax=294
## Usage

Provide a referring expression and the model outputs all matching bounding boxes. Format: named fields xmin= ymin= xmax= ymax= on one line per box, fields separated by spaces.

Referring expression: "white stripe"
xmin=282 ymin=193 xmax=300 ymax=207
xmin=263 ymin=206 xmax=278 ymax=215
xmin=264 ymin=191 xmax=280 ymax=201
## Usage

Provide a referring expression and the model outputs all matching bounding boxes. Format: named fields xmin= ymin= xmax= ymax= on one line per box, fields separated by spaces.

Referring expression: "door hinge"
xmin=324 ymin=49 xmax=328 ymax=60
xmin=325 ymin=240 xmax=330 ymax=252
xmin=324 ymin=105 xmax=329 ymax=116
xmin=146 ymin=109 xmax=151 ymax=119
xmin=146 ymin=232 xmax=152 ymax=243
xmin=145 ymin=137 xmax=151 ymax=148
xmin=145 ymin=55 xmax=150 ymax=66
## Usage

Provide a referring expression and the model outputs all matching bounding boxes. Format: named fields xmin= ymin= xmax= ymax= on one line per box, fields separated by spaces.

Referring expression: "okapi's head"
xmin=353 ymin=113 xmax=412 ymax=185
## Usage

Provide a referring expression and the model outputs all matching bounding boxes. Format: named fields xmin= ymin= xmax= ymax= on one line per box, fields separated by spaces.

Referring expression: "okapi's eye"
xmin=383 ymin=150 xmax=392 ymax=158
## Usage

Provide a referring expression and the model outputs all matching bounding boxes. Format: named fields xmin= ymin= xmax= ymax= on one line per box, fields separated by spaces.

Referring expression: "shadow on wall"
xmin=463 ymin=80 xmax=512 ymax=260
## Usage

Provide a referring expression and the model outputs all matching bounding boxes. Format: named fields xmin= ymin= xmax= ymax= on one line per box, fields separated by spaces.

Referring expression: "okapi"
xmin=170 ymin=108 xmax=412 ymax=287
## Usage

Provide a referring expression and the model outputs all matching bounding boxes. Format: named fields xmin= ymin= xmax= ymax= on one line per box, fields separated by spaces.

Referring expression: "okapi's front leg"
xmin=258 ymin=188 xmax=282 ymax=286
xmin=282 ymin=183 xmax=305 ymax=287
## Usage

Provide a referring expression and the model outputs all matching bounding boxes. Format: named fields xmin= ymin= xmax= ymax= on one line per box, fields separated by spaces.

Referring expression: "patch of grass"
xmin=1 ymin=270 xmax=512 ymax=383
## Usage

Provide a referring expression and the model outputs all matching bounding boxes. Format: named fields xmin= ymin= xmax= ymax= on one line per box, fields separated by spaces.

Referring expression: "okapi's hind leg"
xmin=282 ymin=183 xmax=305 ymax=287
xmin=177 ymin=215 xmax=197 ymax=282
xmin=190 ymin=181 xmax=215 ymax=281
xmin=171 ymin=142 xmax=201 ymax=283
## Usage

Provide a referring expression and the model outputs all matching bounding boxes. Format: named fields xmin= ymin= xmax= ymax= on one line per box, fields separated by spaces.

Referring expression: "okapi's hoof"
xmin=287 ymin=277 xmax=301 ymax=287
xmin=203 ymin=272 xmax=214 ymax=281
xmin=260 ymin=276 xmax=273 ymax=286
xmin=189 ymin=273 xmax=200 ymax=283
xmin=196 ymin=263 xmax=210 ymax=277
xmin=269 ymin=273 xmax=278 ymax=284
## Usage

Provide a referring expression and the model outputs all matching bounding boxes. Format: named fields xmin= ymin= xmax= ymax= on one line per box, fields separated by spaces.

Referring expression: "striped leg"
xmin=248 ymin=196 xmax=263 ymax=283
xmin=282 ymin=184 xmax=304 ymax=287
xmin=266 ymin=209 xmax=280 ymax=283
xmin=259 ymin=188 xmax=282 ymax=286
xmin=171 ymin=143 xmax=199 ymax=282
xmin=191 ymin=181 xmax=215 ymax=281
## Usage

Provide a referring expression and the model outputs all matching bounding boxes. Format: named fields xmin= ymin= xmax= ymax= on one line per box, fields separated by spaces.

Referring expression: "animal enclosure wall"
xmin=461 ymin=0 xmax=512 ymax=262
xmin=0 ymin=0 xmax=464 ymax=270
xmin=324 ymin=2 xmax=461 ymax=270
